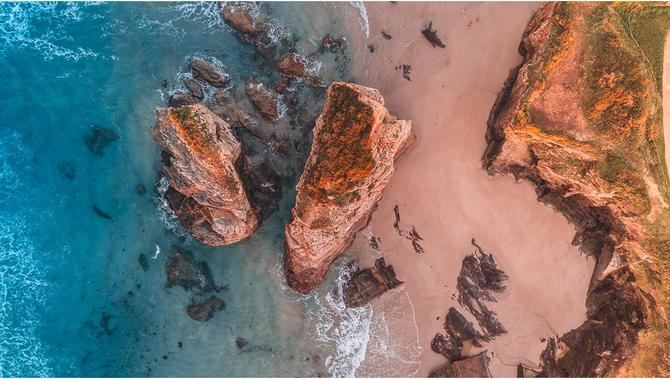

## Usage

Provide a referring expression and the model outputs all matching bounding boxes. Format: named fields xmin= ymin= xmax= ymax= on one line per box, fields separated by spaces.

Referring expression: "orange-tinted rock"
xmin=284 ymin=82 xmax=414 ymax=294
xmin=152 ymin=104 xmax=258 ymax=245
xmin=277 ymin=53 xmax=308 ymax=77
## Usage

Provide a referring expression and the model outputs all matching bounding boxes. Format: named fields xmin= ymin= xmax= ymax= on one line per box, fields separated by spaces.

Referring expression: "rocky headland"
xmin=284 ymin=82 xmax=414 ymax=294
xmin=484 ymin=3 xmax=670 ymax=376
xmin=152 ymin=104 xmax=259 ymax=245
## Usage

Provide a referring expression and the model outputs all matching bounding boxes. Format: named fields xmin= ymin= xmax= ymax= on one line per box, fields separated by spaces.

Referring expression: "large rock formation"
xmin=483 ymin=3 xmax=669 ymax=376
xmin=153 ymin=104 xmax=259 ymax=245
xmin=284 ymin=82 xmax=415 ymax=294
xmin=342 ymin=257 xmax=403 ymax=307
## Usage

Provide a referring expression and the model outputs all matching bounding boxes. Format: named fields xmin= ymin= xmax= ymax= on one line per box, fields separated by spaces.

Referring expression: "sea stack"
xmin=284 ymin=82 xmax=415 ymax=294
xmin=152 ymin=103 xmax=259 ymax=245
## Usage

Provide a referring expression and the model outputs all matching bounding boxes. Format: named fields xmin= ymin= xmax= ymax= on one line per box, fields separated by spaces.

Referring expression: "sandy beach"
xmin=348 ymin=3 xmax=596 ymax=376
xmin=664 ymin=32 xmax=670 ymax=177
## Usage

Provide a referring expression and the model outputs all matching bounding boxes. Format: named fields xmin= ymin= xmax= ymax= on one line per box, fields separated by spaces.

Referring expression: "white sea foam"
xmin=0 ymin=2 xmax=102 ymax=61
xmin=155 ymin=176 xmax=190 ymax=241
xmin=350 ymin=2 xmax=370 ymax=39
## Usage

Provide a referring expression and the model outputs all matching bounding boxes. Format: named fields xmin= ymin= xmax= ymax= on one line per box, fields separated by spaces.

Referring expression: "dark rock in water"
xmin=92 ymin=204 xmax=112 ymax=220
xmin=186 ymin=296 xmax=225 ymax=322
xmin=138 ymin=253 xmax=149 ymax=272
xmin=429 ymin=351 xmax=491 ymax=378
xmin=235 ymin=337 xmax=249 ymax=350
xmin=343 ymin=258 xmax=403 ymax=307
xmin=84 ymin=125 xmax=119 ymax=156
xmin=166 ymin=248 xmax=217 ymax=292
xmin=319 ymin=34 xmax=346 ymax=54
xmin=190 ymin=58 xmax=229 ymax=88
xmin=220 ymin=2 xmax=263 ymax=34
xmin=168 ymin=92 xmax=197 ymax=107
xmin=238 ymin=153 xmax=283 ymax=221
xmin=100 ymin=312 xmax=115 ymax=335
xmin=422 ymin=21 xmax=446 ymax=49
xmin=456 ymin=239 xmax=508 ymax=339
xmin=275 ymin=75 xmax=291 ymax=94
xmin=277 ymin=53 xmax=308 ymax=77
xmin=135 ymin=183 xmax=147 ymax=196
xmin=245 ymin=81 xmax=281 ymax=121
xmin=381 ymin=31 xmax=392 ymax=40
xmin=402 ymin=64 xmax=412 ymax=81
xmin=57 ymin=161 xmax=76 ymax=180
xmin=183 ymin=78 xmax=204 ymax=100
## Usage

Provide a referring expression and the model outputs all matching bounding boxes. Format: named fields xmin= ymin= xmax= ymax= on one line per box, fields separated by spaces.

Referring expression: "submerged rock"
xmin=165 ymin=248 xmax=216 ymax=292
xmin=245 ymin=81 xmax=281 ymax=121
xmin=343 ymin=257 xmax=403 ymax=307
xmin=152 ymin=104 xmax=258 ymax=245
xmin=284 ymin=82 xmax=415 ymax=294
xmin=84 ymin=125 xmax=119 ymax=156
xmin=57 ymin=161 xmax=76 ymax=180
xmin=190 ymin=58 xmax=229 ymax=88
xmin=187 ymin=296 xmax=225 ymax=322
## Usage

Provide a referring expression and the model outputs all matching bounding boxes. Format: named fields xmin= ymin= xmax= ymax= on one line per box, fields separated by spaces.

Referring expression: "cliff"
xmin=284 ymin=82 xmax=415 ymax=294
xmin=484 ymin=3 xmax=670 ymax=376
xmin=153 ymin=104 xmax=259 ymax=245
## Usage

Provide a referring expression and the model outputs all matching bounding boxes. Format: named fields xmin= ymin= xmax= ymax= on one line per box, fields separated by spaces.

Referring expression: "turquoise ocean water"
xmin=0 ymin=2 xmax=419 ymax=377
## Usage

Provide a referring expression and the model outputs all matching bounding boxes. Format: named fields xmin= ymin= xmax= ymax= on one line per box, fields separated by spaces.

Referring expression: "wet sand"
xmin=348 ymin=3 xmax=595 ymax=376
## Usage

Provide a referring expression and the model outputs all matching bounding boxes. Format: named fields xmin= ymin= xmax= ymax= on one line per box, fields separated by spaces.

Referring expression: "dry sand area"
xmin=348 ymin=3 xmax=596 ymax=376
xmin=664 ymin=32 xmax=670 ymax=177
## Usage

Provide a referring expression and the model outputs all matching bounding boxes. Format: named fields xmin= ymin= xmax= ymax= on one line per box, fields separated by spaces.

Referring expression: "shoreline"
xmin=349 ymin=3 xmax=595 ymax=376
xmin=664 ymin=32 xmax=670 ymax=178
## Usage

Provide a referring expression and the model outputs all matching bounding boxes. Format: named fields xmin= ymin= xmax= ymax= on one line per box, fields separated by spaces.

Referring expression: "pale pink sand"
xmin=347 ymin=3 xmax=596 ymax=376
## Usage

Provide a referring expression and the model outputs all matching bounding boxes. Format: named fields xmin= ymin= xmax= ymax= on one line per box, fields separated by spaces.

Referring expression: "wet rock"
xmin=92 ymin=204 xmax=112 ymax=220
xmin=84 ymin=125 xmax=119 ymax=156
xmin=402 ymin=64 xmax=412 ymax=81
xmin=343 ymin=258 xmax=403 ymax=307
xmin=186 ymin=296 xmax=225 ymax=322
xmin=190 ymin=58 xmax=229 ymax=88
xmin=277 ymin=53 xmax=308 ymax=77
xmin=238 ymin=153 xmax=283 ymax=221
xmin=235 ymin=337 xmax=249 ymax=350
xmin=183 ymin=78 xmax=204 ymax=100
xmin=57 ymin=161 xmax=76 ymax=180
xmin=429 ymin=351 xmax=492 ymax=378
xmin=245 ymin=81 xmax=281 ymax=121
xmin=275 ymin=75 xmax=291 ymax=94
xmin=422 ymin=21 xmax=446 ymax=48
xmin=319 ymin=34 xmax=346 ymax=54
xmin=284 ymin=82 xmax=414 ymax=294
xmin=168 ymin=92 xmax=197 ymax=107
xmin=152 ymin=104 xmax=258 ymax=245
xmin=381 ymin=31 xmax=392 ymax=40
xmin=165 ymin=248 xmax=216 ymax=292
xmin=220 ymin=2 xmax=263 ymax=34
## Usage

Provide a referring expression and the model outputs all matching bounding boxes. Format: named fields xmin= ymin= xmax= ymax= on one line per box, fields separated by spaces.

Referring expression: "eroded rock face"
xmin=342 ymin=257 xmax=403 ymax=307
xmin=483 ymin=3 xmax=659 ymax=376
xmin=152 ymin=104 xmax=258 ymax=245
xmin=284 ymin=82 xmax=415 ymax=294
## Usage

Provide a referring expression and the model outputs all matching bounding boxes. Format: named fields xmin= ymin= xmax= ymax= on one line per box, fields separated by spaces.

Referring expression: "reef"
xmin=152 ymin=103 xmax=258 ymax=245
xmin=483 ymin=3 xmax=670 ymax=376
xmin=284 ymin=82 xmax=415 ymax=294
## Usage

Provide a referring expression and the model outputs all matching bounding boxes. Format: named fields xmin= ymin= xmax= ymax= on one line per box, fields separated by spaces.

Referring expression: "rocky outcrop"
xmin=166 ymin=248 xmax=217 ymax=292
xmin=429 ymin=352 xmax=492 ymax=378
xmin=284 ymin=82 xmax=415 ymax=294
xmin=220 ymin=2 xmax=262 ymax=35
xmin=432 ymin=307 xmax=483 ymax=360
xmin=245 ymin=81 xmax=281 ymax=121
xmin=342 ymin=257 xmax=403 ymax=307
xmin=152 ymin=104 xmax=258 ymax=245
xmin=190 ymin=58 xmax=229 ymax=88
xmin=483 ymin=3 xmax=665 ymax=376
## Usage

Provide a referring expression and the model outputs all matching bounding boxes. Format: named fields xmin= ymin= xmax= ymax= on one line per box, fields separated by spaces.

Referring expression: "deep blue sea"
xmin=0 ymin=2 xmax=425 ymax=377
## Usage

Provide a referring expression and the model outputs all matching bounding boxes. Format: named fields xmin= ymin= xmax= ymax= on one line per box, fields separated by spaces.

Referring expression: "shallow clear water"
xmin=0 ymin=2 xmax=421 ymax=377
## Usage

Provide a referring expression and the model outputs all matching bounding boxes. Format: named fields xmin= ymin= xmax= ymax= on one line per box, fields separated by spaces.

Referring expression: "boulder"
xmin=245 ymin=81 xmax=281 ymax=121
xmin=168 ymin=92 xmax=197 ymax=107
xmin=277 ymin=53 xmax=308 ymax=77
xmin=429 ymin=352 xmax=492 ymax=378
xmin=152 ymin=104 xmax=258 ymax=245
xmin=187 ymin=296 xmax=225 ymax=322
xmin=183 ymin=78 xmax=204 ymax=99
xmin=190 ymin=58 xmax=229 ymax=88
xmin=342 ymin=258 xmax=403 ymax=307
xmin=220 ymin=2 xmax=263 ymax=34
xmin=284 ymin=82 xmax=414 ymax=294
